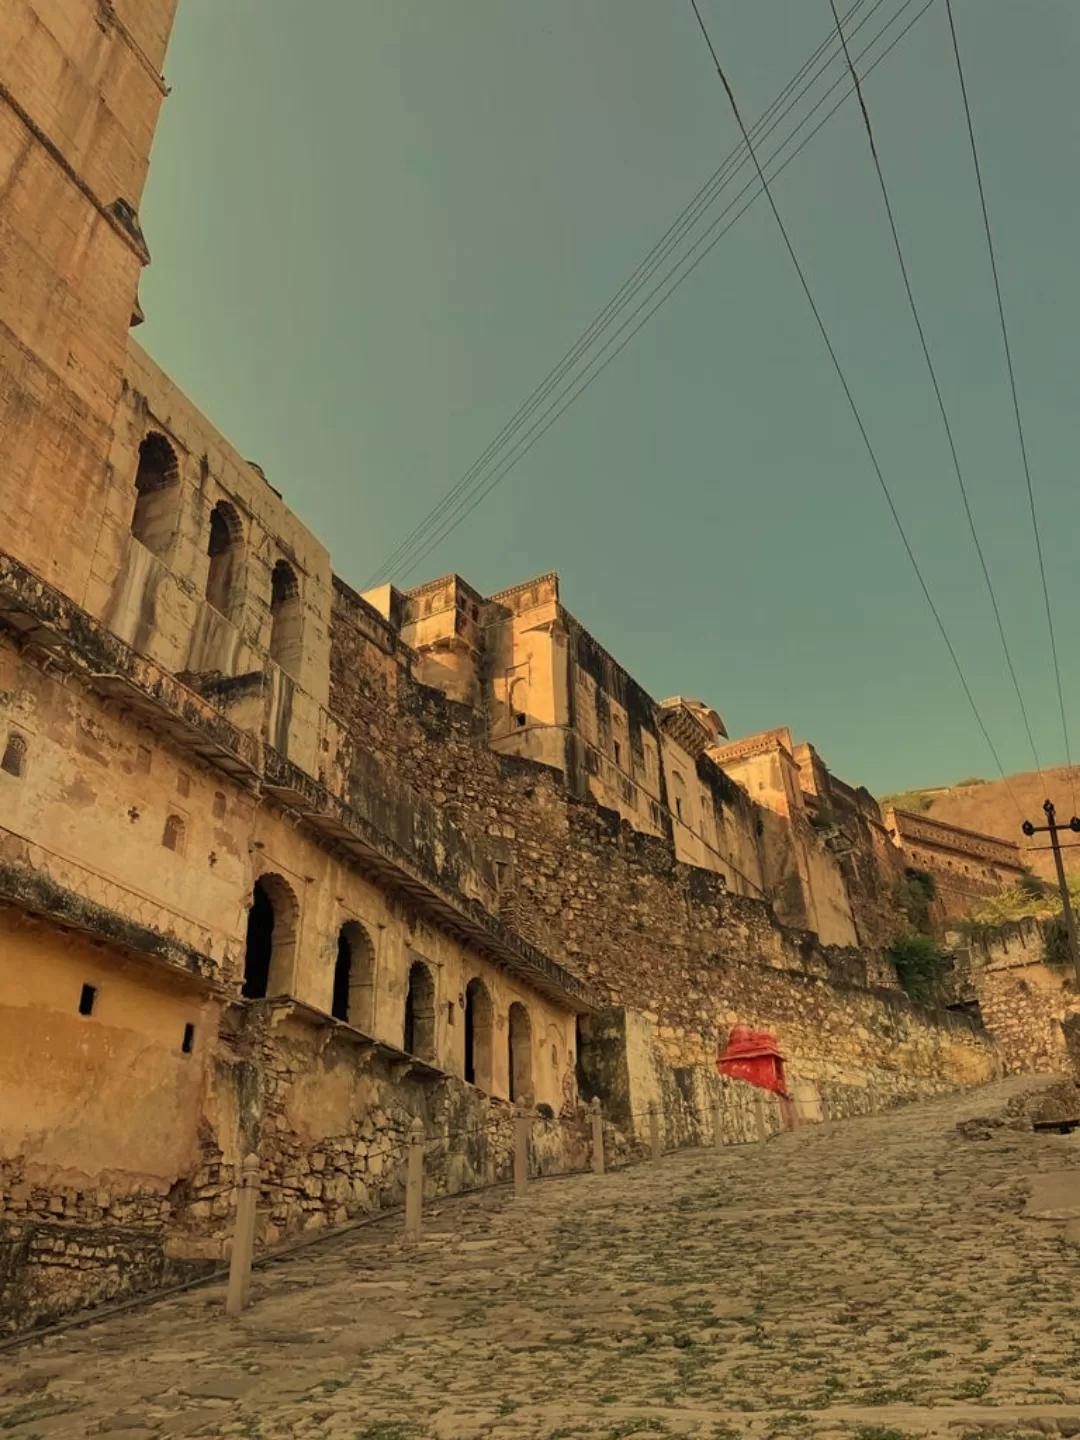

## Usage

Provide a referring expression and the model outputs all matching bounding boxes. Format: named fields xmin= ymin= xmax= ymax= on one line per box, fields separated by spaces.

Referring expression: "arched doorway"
xmin=206 ymin=500 xmax=243 ymax=617
xmin=403 ymin=960 xmax=436 ymax=1060
xmin=242 ymin=873 xmax=299 ymax=999
xmin=332 ymin=920 xmax=375 ymax=1030
xmin=508 ymin=1001 xmax=533 ymax=1104
xmin=464 ymin=977 xmax=493 ymax=1090
xmin=131 ymin=432 xmax=180 ymax=557
xmin=269 ymin=560 xmax=303 ymax=675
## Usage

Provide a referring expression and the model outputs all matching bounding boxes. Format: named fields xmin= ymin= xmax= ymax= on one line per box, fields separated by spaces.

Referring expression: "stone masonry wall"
xmin=329 ymin=587 xmax=999 ymax=1104
xmin=947 ymin=918 xmax=1080 ymax=1079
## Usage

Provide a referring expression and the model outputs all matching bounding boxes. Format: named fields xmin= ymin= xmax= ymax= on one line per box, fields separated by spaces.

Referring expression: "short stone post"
xmin=590 ymin=1097 xmax=605 ymax=1175
xmin=711 ymin=1096 xmax=723 ymax=1149
xmin=648 ymin=1101 xmax=661 ymax=1165
xmin=868 ymin=1079 xmax=878 ymax=1116
xmin=514 ymin=1106 xmax=529 ymax=1197
xmin=226 ymin=1153 xmax=259 ymax=1317
xmin=404 ymin=1116 xmax=424 ymax=1243
xmin=754 ymin=1092 xmax=767 ymax=1144
xmin=819 ymin=1085 xmax=830 ymax=1124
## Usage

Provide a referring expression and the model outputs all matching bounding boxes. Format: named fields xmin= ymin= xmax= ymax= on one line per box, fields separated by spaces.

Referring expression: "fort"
xmin=0 ymin=0 xmax=1072 ymax=1335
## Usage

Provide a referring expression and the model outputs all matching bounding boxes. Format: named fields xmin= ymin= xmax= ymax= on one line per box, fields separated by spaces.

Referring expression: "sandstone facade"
xmin=0 ymin=0 xmax=1010 ymax=1335
xmin=885 ymin=805 xmax=1028 ymax=924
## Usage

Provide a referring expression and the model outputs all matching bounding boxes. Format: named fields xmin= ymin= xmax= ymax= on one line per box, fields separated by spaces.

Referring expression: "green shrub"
xmin=1018 ymin=866 xmax=1045 ymax=900
xmin=896 ymin=867 xmax=937 ymax=933
xmin=887 ymin=932 xmax=950 ymax=1004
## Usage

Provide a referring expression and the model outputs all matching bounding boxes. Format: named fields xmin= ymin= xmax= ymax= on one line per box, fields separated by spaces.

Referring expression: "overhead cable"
xmin=943 ymin=0 xmax=1075 ymax=811
xmin=363 ymin=0 xmax=923 ymax=588
xmin=389 ymin=0 xmax=934 ymax=585
xmin=828 ymin=0 xmax=1043 ymax=783
xmin=687 ymin=0 xmax=1023 ymax=818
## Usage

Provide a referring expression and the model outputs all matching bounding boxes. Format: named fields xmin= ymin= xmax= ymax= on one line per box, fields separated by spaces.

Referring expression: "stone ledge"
xmin=0 ymin=857 xmax=220 ymax=986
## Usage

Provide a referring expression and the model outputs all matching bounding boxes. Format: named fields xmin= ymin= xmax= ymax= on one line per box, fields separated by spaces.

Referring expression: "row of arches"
xmin=463 ymin=978 xmax=533 ymax=1102
xmin=240 ymin=876 xmax=533 ymax=1100
xmin=130 ymin=433 xmax=303 ymax=674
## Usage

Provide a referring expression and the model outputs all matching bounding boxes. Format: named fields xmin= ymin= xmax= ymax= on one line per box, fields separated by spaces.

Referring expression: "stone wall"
xmin=947 ymin=918 xmax=1080 ymax=1078
xmin=0 ymin=990 xmax=592 ymax=1335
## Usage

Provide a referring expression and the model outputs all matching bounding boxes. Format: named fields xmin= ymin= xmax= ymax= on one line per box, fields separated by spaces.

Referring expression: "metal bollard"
xmin=514 ymin=1106 xmax=529 ymax=1197
xmin=590 ymin=1097 xmax=605 ymax=1175
xmin=648 ymin=1101 xmax=661 ymax=1165
xmin=754 ymin=1092 xmax=767 ymax=1144
xmin=711 ymin=1097 xmax=723 ymax=1149
xmin=404 ymin=1116 xmax=424 ymax=1243
xmin=226 ymin=1153 xmax=259 ymax=1317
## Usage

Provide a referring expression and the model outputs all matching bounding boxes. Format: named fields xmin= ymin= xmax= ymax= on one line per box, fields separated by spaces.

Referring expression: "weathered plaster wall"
xmin=0 ymin=0 xmax=173 ymax=596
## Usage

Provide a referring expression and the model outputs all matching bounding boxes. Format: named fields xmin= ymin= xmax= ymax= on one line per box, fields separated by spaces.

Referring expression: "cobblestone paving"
xmin=3 ymin=1076 xmax=1080 ymax=1440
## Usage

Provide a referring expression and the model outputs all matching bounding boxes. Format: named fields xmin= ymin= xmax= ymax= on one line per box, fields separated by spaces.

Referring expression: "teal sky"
xmin=139 ymin=1 xmax=1080 ymax=801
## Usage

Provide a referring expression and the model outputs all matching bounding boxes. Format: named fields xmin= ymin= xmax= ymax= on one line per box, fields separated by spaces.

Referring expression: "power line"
xmin=687 ymin=0 xmax=1024 ymax=820
xmin=363 ymin=0 xmax=915 ymax=589
xmin=365 ymin=0 xmax=874 ymax=588
xmin=827 ymin=0 xmax=1043 ymax=782
xmin=943 ymin=0 xmax=1074 ymax=813
xmin=393 ymin=0 xmax=934 ymax=584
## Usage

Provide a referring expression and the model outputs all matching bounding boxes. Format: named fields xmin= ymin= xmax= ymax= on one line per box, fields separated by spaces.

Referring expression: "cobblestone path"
xmin=3 ymin=1076 xmax=1080 ymax=1440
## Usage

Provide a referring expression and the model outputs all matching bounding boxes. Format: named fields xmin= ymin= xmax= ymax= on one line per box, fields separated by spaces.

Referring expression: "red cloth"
xmin=716 ymin=1025 xmax=788 ymax=1097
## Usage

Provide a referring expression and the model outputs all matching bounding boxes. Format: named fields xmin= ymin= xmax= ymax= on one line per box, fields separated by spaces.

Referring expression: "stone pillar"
xmin=590 ymin=1097 xmax=605 ymax=1175
xmin=754 ymin=1092 xmax=767 ymax=1143
xmin=405 ymin=1117 xmax=424 ymax=1243
xmin=711 ymin=1096 xmax=723 ymax=1149
xmin=648 ymin=1101 xmax=661 ymax=1165
xmin=226 ymin=1154 xmax=259 ymax=1318
xmin=514 ymin=1107 xmax=529 ymax=1197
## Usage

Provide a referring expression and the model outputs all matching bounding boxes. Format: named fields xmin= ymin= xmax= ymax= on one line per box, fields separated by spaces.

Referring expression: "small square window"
xmin=447 ymin=1002 xmax=455 ymax=1025
xmin=182 ymin=1023 xmax=195 ymax=1054
xmin=514 ymin=712 xmax=527 ymax=729
xmin=613 ymin=740 xmax=621 ymax=767
xmin=79 ymin=984 xmax=97 ymax=1016
xmin=177 ymin=772 xmax=191 ymax=797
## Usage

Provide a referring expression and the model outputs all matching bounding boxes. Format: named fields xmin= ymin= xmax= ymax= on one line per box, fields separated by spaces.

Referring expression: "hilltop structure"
xmin=0 ymin=0 xmax=1022 ymax=1333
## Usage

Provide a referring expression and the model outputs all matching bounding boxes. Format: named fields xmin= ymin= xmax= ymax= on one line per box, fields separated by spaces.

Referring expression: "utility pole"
xmin=1021 ymin=799 xmax=1080 ymax=985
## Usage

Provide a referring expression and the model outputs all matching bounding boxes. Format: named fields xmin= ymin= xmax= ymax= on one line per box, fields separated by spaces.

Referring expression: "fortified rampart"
xmin=0 ymin=0 xmax=1008 ymax=1335
xmin=885 ymin=805 xmax=1027 ymax=925
xmin=946 ymin=917 xmax=1080 ymax=1078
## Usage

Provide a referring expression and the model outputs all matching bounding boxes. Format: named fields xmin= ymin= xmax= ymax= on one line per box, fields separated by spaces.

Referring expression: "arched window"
xmin=464 ymin=977 xmax=494 ymax=1091
xmin=205 ymin=500 xmax=244 ymax=617
xmin=332 ymin=920 xmax=375 ymax=1030
xmin=508 ymin=1001 xmax=533 ymax=1104
xmin=403 ymin=959 xmax=436 ymax=1061
xmin=131 ymin=432 xmax=180 ymax=557
xmin=242 ymin=872 xmax=299 ymax=1000
xmin=161 ymin=814 xmax=186 ymax=853
xmin=1 ymin=732 xmax=27 ymax=778
xmin=269 ymin=560 xmax=302 ymax=676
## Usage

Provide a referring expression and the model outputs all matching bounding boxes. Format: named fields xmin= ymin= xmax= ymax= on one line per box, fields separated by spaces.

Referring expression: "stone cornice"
xmin=889 ymin=807 xmax=1023 ymax=867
